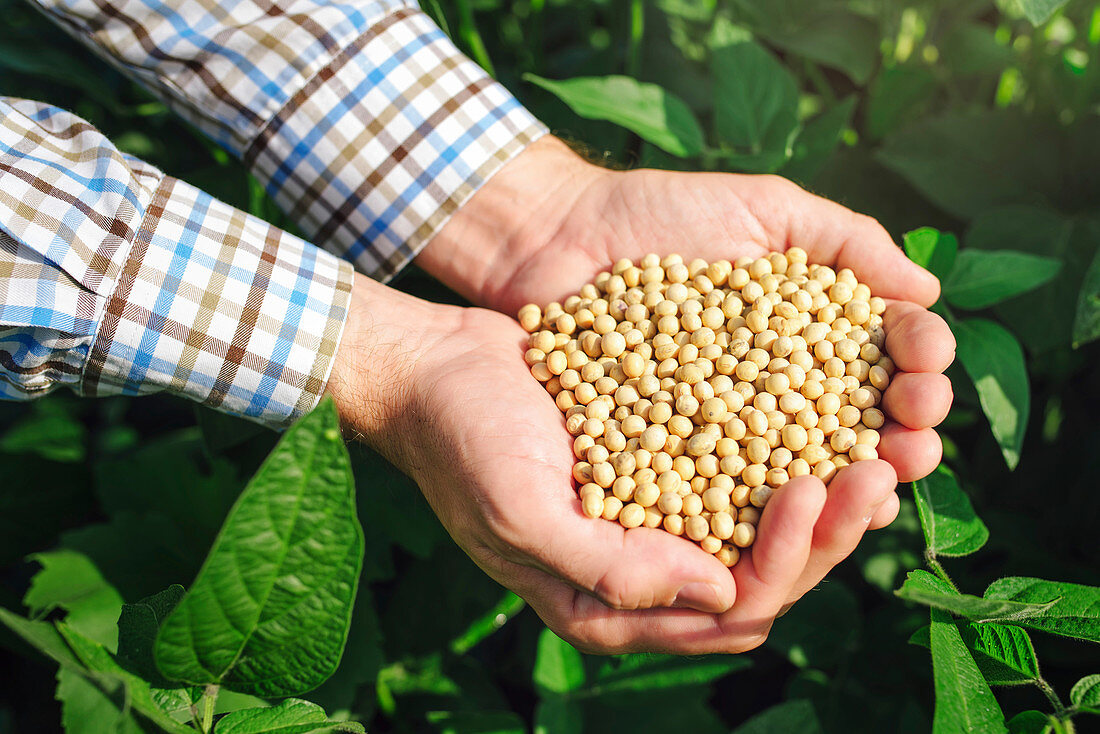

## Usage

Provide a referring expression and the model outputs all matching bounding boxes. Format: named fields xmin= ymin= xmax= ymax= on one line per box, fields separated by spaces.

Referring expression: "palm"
xmin=403 ymin=308 xmax=575 ymax=547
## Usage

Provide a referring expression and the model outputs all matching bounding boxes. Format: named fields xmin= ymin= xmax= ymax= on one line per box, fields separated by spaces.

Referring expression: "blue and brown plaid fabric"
xmin=0 ymin=99 xmax=352 ymax=426
xmin=0 ymin=1 xmax=546 ymax=426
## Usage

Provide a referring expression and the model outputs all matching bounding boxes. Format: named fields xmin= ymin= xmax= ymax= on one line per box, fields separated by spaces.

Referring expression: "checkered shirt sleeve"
xmin=0 ymin=98 xmax=353 ymax=427
xmin=31 ymin=0 xmax=548 ymax=280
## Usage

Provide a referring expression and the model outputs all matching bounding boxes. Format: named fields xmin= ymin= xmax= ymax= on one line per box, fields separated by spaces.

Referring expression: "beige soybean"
xmin=523 ymin=250 xmax=894 ymax=566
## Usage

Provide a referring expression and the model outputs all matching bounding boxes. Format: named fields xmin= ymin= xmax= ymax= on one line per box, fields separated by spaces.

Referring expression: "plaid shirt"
xmin=0 ymin=0 xmax=546 ymax=427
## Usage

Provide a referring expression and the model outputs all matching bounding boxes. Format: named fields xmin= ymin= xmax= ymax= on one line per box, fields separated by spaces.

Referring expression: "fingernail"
xmin=672 ymin=582 xmax=729 ymax=613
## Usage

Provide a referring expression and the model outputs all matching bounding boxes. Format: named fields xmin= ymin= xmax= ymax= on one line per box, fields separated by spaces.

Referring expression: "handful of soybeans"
xmin=518 ymin=249 xmax=893 ymax=568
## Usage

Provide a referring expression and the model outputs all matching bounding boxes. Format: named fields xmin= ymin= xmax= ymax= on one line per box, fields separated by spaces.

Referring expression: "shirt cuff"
xmin=244 ymin=7 xmax=548 ymax=282
xmin=82 ymin=175 xmax=354 ymax=429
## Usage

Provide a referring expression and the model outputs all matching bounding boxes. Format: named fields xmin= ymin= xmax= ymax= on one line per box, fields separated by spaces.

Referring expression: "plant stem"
xmin=450 ymin=592 xmax=526 ymax=655
xmin=201 ymin=685 xmax=219 ymax=733
xmin=924 ymin=551 xmax=959 ymax=593
xmin=1035 ymin=677 xmax=1068 ymax=718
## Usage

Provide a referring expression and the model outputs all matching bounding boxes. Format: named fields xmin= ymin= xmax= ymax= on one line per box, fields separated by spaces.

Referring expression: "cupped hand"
xmin=419 ymin=136 xmax=955 ymax=616
xmin=330 ymin=282 xmax=824 ymax=652
xmin=327 ymin=266 xmax=950 ymax=653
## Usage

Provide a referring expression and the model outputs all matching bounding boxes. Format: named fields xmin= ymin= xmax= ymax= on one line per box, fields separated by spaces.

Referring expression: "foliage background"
xmin=0 ymin=0 xmax=1098 ymax=731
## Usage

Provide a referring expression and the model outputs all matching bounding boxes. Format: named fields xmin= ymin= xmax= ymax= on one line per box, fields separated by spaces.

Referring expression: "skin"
xmin=327 ymin=136 xmax=955 ymax=654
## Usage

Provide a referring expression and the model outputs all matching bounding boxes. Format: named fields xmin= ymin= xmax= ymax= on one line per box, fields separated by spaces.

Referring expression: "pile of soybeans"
xmin=518 ymin=249 xmax=893 ymax=568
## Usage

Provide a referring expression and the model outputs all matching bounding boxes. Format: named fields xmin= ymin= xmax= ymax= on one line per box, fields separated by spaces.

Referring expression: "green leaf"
xmin=533 ymin=628 xmax=585 ymax=694
xmin=781 ymin=96 xmax=856 ymax=184
xmin=711 ymin=41 xmax=799 ymax=166
xmin=877 ymin=111 xmax=1057 ymax=219
xmin=1070 ymin=674 xmax=1100 ymax=713
xmin=0 ymin=606 xmax=83 ymax=670
xmin=898 ymin=569 xmax=957 ymax=597
xmin=940 ymin=22 xmax=1014 ymax=76
xmin=896 ymin=570 xmax=1056 ymax=622
xmin=865 ymin=66 xmax=937 ymax=141
xmin=154 ymin=399 xmax=364 ymax=697
xmin=116 ymin=585 xmax=186 ymax=687
xmin=55 ymin=622 xmax=195 ymax=733
xmin=952 ymin=318 xmax=1029 ymax=470
xmin=375 ymin=654 xmax=460 ymax=714
xmin=766 ymin=13 xmax=878 ymax=84
xmin=1007 ymin=711 xmax=1055 ymax=734
xmin=766 ymin=582 xmax=859 ymax=667
xmin=524 ymin=74 xmax=704 ymax=157
xmin=0 ymin=407 xmax=85 ymax=462
xmin=581 ymin=685 xmax=725 ymax=733
xmin=964 ymin=207 xmax=1084 ymax=354
xmin=984 ymin=578 xmax=1100 ymax=644
xmin=588 ymin=653 xmax=751 ymax=694
xmin=898 ymin=572 xmax=1100 ymax=643
xmin=56 ymin=669 xmax=147 ymax=734
xmin=958 ymin=623 xmax=1040 ymax=686
xmin=24 ymin=550 xmax=125 ymax=649
xmin=929 ymin=606 xmax=1008 ymax=734
xmin=534 ymin=697 xmax=582 ymax=734
xmin=731 ymin=699 xmax=823 ymax=734
xmin=718 ymin=147 xmax=797 ymax=175
xmin=903 ymin=228 xmax=958 ymax=282
xmin=1073 ymin=245 xmax=1100 ymax=347
xmin=943 ymin=250 xmax=1062 ymax=310
xmin=1018 ymin=0 xmax=1070 ymax=25
xmin=728 ymin=0 xmax=879 ymax=83
xmin=214 ymin=699 xmax=364 ymax=734
xmin=907 ymin=620 xmax=1038 ymax=686
xmin=305 ymin=583 xmax=382 ymax=716
xmin=912 ymin=464 xmax=989 ymax=558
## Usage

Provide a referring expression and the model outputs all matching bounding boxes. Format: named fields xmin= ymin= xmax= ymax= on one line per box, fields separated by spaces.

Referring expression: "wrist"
xmin=324 ymin=273 xmax=455 ymax=466
xmin=415 ymin=136 xmax=607 ymax=310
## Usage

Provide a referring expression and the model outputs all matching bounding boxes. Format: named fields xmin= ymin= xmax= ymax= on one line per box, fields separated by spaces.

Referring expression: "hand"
xmin=418 ymin=136 xmax=956 ymax=615
xmin=326 ymin=276 xmax=839 ymax=652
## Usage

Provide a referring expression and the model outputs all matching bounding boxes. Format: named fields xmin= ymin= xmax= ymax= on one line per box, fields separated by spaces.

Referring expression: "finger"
xmin=876 ymin=423 xmax=943 ymax=482
xmin=491 ymin=549 xmax=735 ymax=655
xmin=882 ymin=372 xmax=953 ymax=429
xmin=785 ymin=460 xmax=898 ymax=602
xmin=502 ymin=481 xmax=826 ymax=655
xmin=718 ymin=476 xmax=827 ymax=644
xmin=868 ymin=491 xmax=901 ymax=530
xmin=883 ymin=303 xmax=956 ymax=374
xmin=747 ymin=177 xmax=940 ymax=306
xmin=512 ymin=494 xmax=738 ymax=614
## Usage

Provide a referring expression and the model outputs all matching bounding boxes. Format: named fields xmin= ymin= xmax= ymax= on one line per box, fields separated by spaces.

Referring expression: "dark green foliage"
xmin=1 ymin=0 xmax=1098 ymax=731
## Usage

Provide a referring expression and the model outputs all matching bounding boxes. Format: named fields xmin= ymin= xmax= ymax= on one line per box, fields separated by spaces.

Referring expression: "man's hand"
xmin=326 ymin=276 xmax=839 ymax=653
xmin=417 ymin=135 xmax=955 ymax=614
